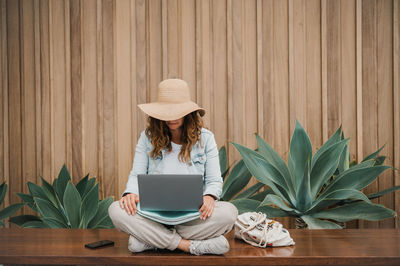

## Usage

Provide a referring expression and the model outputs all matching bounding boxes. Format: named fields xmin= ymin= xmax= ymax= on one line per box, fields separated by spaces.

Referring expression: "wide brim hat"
xmin=138 ymin=79 xmax=205 ymax=121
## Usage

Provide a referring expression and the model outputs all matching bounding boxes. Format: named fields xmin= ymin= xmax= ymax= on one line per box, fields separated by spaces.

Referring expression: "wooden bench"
xmin=1 ymin=228 xmax=399 ymax=265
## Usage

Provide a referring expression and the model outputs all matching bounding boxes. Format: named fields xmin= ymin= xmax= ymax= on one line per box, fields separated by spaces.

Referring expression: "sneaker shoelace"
xmin=239 ymin=212 xmax=269 ymax=248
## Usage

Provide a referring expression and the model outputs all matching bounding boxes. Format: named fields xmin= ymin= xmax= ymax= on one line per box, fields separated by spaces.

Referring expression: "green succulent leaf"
xmin=0 ymin=203 xmax=24 ymax=221
xmin=338 ymin=144 xmax=350 ymax=173
xmin=40 ymin=176 xmax=59 ymax=208
xmin=323 ymin=166 xmax=390 ymax=196
xmin=367 ymin=185 xmax=400 ymax=200
xmin=255 ymin=134 xmax=294 ymax=196
xmin=27 ymin=182 xmax=50 ymax=202
xmin=42 ymin=217 xmax=67 ymax=228
xmin=63 ymin=182 xmax=82 ymax=228
xmin=374 ymin=156 xmax=386 ymax=166
xmin=310 ymin=139 xmax=348 ymax=197
xmin=295 ymin=157 xmax=312 ymax=212
xmin=259 ymin=194 xmax=295 ymax=212
xmin=0 ymin=182 xmax=6 ymax=205
xmin=312 ymin=202 xmax=395 ymax=222
xmin=82 ymin=178 xmax=96 ymax=198
xmin=55 ymin=164 xmax=71 ymax=205
xmin=231 ymin=198 xmax=262 ymax=214
xmin=256 ymin=205 xmax=291 ymax=218
xmin=312 ymin=126 xmax=342 ymax=168
xmin=362 ymin=145 xmax=385 ymax=162
xmin=250 ymin=188 xmax=274 ymax=201
xmin=80 ymin=183 xmax=99 ymax=228
xmin=309 ymin=189 xmax=371 ymax=213
xmin=301 ymin=215 xmax=342 ymax=229
xmin=231 ymin=142 xmax=291 ymax=202
xmin=88 ymin=197 xmax=114 ymax=228
xmin=76 ymin=174 xmax=89 ymax=198
xmin=16 ymin=193 xmax=38 ymax=212
xmin=288 ymin=121 xmax=313 ymax=191
xmin=21 ymin=221 xmax=47 ymax=228
xmin=221 ymin=159 xmax=252 ymax=201
xmin=9 ymin=214 xmax=41 ymax=227
xmin=34 ymin=197 xmax=68 ymax=227
xmin=234 ymin=182 xmax=265 ymax=200
xmin=219 ymin=146 xmax=228 ymax=178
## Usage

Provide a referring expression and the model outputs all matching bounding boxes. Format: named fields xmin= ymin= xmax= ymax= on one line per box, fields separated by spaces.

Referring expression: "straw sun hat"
xmin=138 ymin=79 xmax=205 ymax=121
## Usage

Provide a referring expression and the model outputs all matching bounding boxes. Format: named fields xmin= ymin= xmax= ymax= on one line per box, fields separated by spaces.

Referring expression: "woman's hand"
xmin=119 ymin=193 xmax=139 ymax=215
xmin=199 ymin=195 xmax=215 ymax=220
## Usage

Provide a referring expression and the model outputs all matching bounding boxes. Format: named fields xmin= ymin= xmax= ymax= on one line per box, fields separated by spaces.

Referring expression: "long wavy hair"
xmin=145 ymin=110 xmax=204 ymax=164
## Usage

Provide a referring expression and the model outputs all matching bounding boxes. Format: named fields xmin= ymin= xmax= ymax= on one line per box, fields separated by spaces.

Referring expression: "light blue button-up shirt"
xmin=123 ymin=128 xmax=223 ymax=200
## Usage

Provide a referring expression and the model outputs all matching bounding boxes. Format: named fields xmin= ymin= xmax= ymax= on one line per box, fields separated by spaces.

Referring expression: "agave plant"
xmin=230 ymin=121 xmax=399 ymax=229
xmin=9 ymin=165 xmax=114 ymax=228
xmin=0 ymin=182 xmax=24 ymax=227
xmin=219 ymin=146 xmax=271 ymax=202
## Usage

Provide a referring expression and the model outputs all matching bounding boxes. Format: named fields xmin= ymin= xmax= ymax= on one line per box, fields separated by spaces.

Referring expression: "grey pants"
xmin=108 ymin=201 xmax=238 ymax=250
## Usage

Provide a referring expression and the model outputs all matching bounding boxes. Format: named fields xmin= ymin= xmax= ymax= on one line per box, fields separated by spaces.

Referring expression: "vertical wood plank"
xmin=362 ymin=0 xmax=378 ymax=228
xmin=289 ymin=0 xmax=307 ymax=131
xmin=82 ymin=0 xmax=98 ymax=180
xmin=136 ymin=0 xmax=147 ymax=133
xmin=226 ymin=0 xmax=233 ymax=166
xmin=130 ymin=0 xmax=137 ymax=191
xmin=102 ymin=0 xmax=115 ymax=198
xmin=65 ymin=0 xmax=72 ymax=174
xmin=393 ymin=0 xmax=400 ymax=229
xmin=39 ymin=0 xmax=51 ymax=179
xmin=115 ymin=0 xmax=132 ymax=196
xmin=97 ymin=0 xmax=103 ymax=196
xmin=181 ymin=0 xmax=196 ymax=101
xmin=227 ymin=0 xmax=243 ymax=163
xmin=261 ymin=0 xmax=274 ymax=144
xmin=51 ymin=0 xmax=67 ymax=179
xmin=327 ymin=0 xmax=341 ymax=136
xmin=306 ymin=0 xmax=322 ymax=150
xmin=377 ymin=0 xmax=394 ymax=228
xmin=212 ymin=0 xmax=227 ymax=148
xmin=167 ymin=0 xmax=179 ymax=78
xmin=7 ymin=0 xmax=22 ymax=205
xmin=148 ymin=0 xmax=162 ymax=102
xmin=356 ymin=0 xmax=363 ymax=164
xmin=0 ymin=0 xmax=10 ymax=210
xmin=341 ymin=0 xmax=357 ymax=161
xmin=70 ymin=0 xmax=84 ymax=180
xmin=21 ymin=0 xmax=37 ymax=189
xmin=321 ymin=0 xmax=328 ymax=143
xmin=243 ymin=0 xmax=257 ymax=150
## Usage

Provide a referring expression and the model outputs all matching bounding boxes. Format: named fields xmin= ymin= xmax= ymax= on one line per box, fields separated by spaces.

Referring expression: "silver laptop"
xmin=137 ymin=174 xmax=203 ymax=211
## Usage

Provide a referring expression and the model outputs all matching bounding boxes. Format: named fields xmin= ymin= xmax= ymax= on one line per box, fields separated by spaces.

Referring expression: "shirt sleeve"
xmin=202 ymin=132 xmax=223 ymax=200
xmin=123 ymin=131 xmax=149 ymax=197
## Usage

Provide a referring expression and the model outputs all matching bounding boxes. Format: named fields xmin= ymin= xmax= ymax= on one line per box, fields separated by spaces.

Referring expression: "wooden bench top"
xmin=1 ymin=228 xmax=399 ymax=265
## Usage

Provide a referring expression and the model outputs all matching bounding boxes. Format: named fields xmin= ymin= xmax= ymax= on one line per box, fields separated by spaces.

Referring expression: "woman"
xmin=108 ymin=79 xmax=238 ymax=255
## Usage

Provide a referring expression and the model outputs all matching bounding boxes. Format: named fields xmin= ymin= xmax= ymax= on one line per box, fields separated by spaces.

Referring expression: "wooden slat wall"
xmin=0 ymin=0 xmax=399 ymax=229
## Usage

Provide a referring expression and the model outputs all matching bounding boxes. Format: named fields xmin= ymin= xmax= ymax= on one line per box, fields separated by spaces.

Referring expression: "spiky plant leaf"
xmin=259 ymin=194 xmax=295 ymax=212
xmin=295 ymin=157 xmax=312 ymax=212
xmin=301 ymin=215 xmax=342 ymax=229
xmin=312 ymin=202 xmax=395 ymax=222
xmin=76 ymin=174 xmax=89 ymax=198
xmin=234 ymin=182 xmax=265 ymax=200
xmin=221 ymin=159 xmax=252 ymax=201
xmin=219 ymin=146 xmax=228 ymax=179
xmin=288 ymin=121 xmax=312 ymax=191
xmin=80 ymin=183 xmax=99 ymax=228
xmin=255 ymin=134 xmax=294 ymax=196
xmin=55 ymin=164 xmax=71 ymax=205
xmin=0 ymin=203 xmax=24 ymax=221
xmin=9 ymin=215 xmax=41 ymax=226
xmin=88 ymin=197 xmax=114 ymax=228
xmin=63 ymin=182 xmax=82 ymax=228
xmin=310 ymin=139 xmax=348 ymax=197
xmin=312 ymin=126 xmax=342 ymax=168
xmin=34 ymin=197 xmax=68 ymax=227
xmin=0 ymin=182 xmax=6 ymax=205
xmin=40 ymin=176 xmax=59 ymax=207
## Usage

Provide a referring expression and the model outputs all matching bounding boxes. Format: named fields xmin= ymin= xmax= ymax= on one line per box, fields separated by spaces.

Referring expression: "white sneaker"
xmin=128 ymin=235 xmax=156 ymax=253
xmin=189 ymin=235 xmax=230 ymax=256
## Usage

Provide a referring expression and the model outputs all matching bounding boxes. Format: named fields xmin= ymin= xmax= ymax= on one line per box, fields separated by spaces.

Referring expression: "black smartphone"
xmin=84 ymin=240 xmax=115 ymax=249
